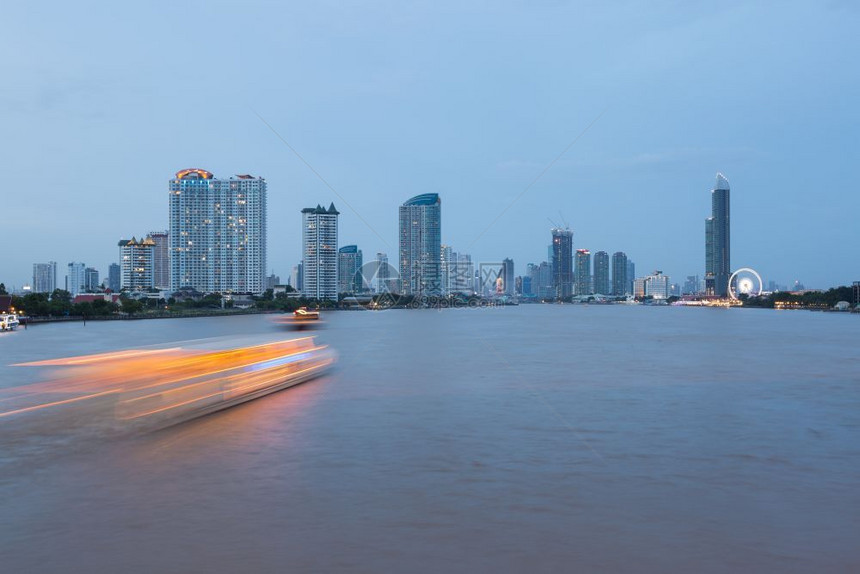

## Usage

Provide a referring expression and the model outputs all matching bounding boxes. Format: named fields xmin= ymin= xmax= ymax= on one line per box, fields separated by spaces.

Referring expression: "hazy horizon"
xmin=2 ymin=1 xmax=858 ymax=290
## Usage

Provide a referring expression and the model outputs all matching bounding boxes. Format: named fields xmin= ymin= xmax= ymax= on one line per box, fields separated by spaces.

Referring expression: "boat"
xmin=293 ymin=307 xmax=320 ymax=320
xmin=6 ymin=337 xmax=335 ymax=428
xmin=0 ymin=313 xmax=19 ymax=331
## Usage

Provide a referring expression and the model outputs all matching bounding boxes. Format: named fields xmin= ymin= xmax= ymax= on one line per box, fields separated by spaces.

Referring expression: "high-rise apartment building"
xmin=169 ymin=169 xmax=267 ymax=294
xmin=302 ymin=203 xmax=339 ymax=301
xmin=66 ymin=262 xmax=86 ymax=296
xmin=338 ymin=245 xmax=363 ymax=294
xmin=399 ymin=194 xmax=441 ymax=296
xmin=644 ymin=271 xmax=670 ymax=299
xmin=108 ymin=263 xmax=121 ymax=292
xmin=705 ymin=173 xmax=731 ymax=297
xmin=32 ymin=262 xmax=57 ymax=293
xmin=119 ymin=237 xmax=155 ymax=290
xmin=551 ymin=228 xmax=573 ymax=299
xmin=148 ymin=231 xmax=170 ymax=290
xmin=611 ymin=252 xmax=628 ymax=296
xmin=575 ymin=249 xmax=591 ymax=295
xmin=593 ymin=251 xmax=609 ymax=295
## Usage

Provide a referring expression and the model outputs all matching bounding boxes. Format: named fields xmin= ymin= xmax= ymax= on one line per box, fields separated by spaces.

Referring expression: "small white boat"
xmin=0 ymin=314 xmax=19 ymax=331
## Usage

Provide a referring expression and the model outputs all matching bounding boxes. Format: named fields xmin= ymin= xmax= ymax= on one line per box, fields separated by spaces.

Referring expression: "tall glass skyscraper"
xmin=593 ymin=251 xmax=609 ymax=295
xmin=705 ymin=173 xmax=731 ymax=297
xmin=302 ymin=203 xmax=340 ymax=301
xmin=169 ymin=169 xmax=267 ymax=294
xmin=399 ymin=194 xmax=441 ymax=296
xmin=66 ymin=262 xmax=86 ymax=296
xmin=337 ymin=245 xmax=363 ymax=295
xmin=611 ymin=252 xmax=628 ymax=296
xmin=575 ymin=249 xmax=591 ymax=295
xmin=551 ymin=228 xmax=573 ymax=299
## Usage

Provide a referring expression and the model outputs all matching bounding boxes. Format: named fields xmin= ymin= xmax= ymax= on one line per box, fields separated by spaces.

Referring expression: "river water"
xmin=0 ymin=306 xmax=858 ymax=573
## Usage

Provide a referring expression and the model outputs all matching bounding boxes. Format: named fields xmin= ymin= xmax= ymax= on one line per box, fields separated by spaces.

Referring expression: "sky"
xmin=2 ymin=0 xmax=859 ymax=291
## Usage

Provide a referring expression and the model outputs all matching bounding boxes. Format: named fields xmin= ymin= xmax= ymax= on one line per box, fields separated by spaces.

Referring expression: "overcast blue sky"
xmin=2 ymin=0 xmax=858 ymax=290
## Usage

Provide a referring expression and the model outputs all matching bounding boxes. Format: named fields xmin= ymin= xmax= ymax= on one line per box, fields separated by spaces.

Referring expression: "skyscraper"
xmin=119 ymin=237 xmax=155 ymax=290
xmin=551 ymin=228 xmax=573 ymax=299
xmin=611 ymin=252 xmax=628 ymax=296
xmin=705 ymin=173 xmax=731 ymax=297
xmin=399 ymin=194 xmax=441 ymax=296
xmin=626 ymin=260 xmax=636 ymax=295
xmin=592 ymin=251 xmax=609 ymax=295
xmin=501 ymin=258 xmax=515 ymax=296
xmin=302 ymin=203 xmax=339 ymax=301
xmin=148 ymin=230 xmax=170 ymax=290
xmin=575 ymin=249 xmax=591 ymax=295
xmin=32 ymin=262 xmax=57 ymax=293
xmin=84 ymin=267 xmax=100 ymax=292
xmin=338 ymin=245 xmax=363 ymax=294
xmin=108 ymin=263 xmax=121 ymax=292
xmin=66 ymin=262 xmax=86 ymax=296
xmin=169 ymin=169 xmax=267 ymax=294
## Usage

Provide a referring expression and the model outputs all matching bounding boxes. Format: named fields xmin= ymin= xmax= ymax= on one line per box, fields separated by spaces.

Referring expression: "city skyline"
xmin=2 ymin=3 xmax=858 ymax=290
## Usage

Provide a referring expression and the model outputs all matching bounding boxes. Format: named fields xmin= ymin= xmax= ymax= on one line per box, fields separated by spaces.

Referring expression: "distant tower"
xmin=84 ymin=267 xmax=100 ymax=292
xmin=302 ymin=203 xmax=340 ymax=301
xmin=501 ymin=258 xmax=515 ymax=296
xmin=626 ymin=260 xmax=636 ymax=295
xmin=32 ymin=262 xmax=57 ymax=293
xmin=592 ymin=251 xmax=610 ymax=295
xmin=611 ymin=252 xmax=627 ymax=296
xmin=338 ymin=245 xmax=363 ymax=294
xmin=66 ymin=262 xmax=86 ymax=296
xmin=705 ymin=173 xmax=731 ymax=297
xmin=551 ymin=228 xmax=573 ymax=299
xmin=108 ymin=263 xmax=121 ymax=292
xmin=575 ymin=249 xmax=591 ymax=295
xmin=148 ymin=231 xmax=170 ymax=290
xmin=399 ymin=194 xmax=441 ymax=296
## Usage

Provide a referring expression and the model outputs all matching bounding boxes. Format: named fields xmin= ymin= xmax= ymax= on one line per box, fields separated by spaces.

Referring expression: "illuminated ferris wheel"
xmin=728 ymin=267 xmax=763 ymax=299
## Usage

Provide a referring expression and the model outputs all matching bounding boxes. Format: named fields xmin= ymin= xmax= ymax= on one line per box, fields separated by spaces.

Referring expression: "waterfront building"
xmin=705 ymin=173 xmax=731 ymax=297
xmin=521 ymin=275 xmax=532 ymax=296
xmin=296 ymin=263 xmax=303 ymax=292
xmin=593 ymin=251 xmax=609 ymax=295
xmin=338 ymin=245 xmax=363 ymax=295
xmin=108 ymin=263 xmax=121 ymax=292
xmin=611 ymin=252 xmax=627 ymax=296
xmin=84 ymin=267 xmax=100 ymax=292
xmin=627 ymin=260 xmax=636 ymax=295
xmin=643 ymin=270 xmax=670 ymax=299
xmin=119 ymin=237 xmax=155 ymax=291
xmin=501 ymin=258 xmax=515 ymax=296
xmin=66 ymin=262 xmax=86 ymax=296
xmin=148 ymin=231 xmax=170 ymax=290
xmin=169 ymin=169 xmax=267 ymax=294
xmin=399 ymin=194 xmax=441 ymax=296
xmin=266 ymin=274 xmax=280 ymax=290
xmin=302 ymin=203 xmax=339 ymax=301
xmin=32 ymin=262 xmax=57 ymax=293
xmin=551 ymin=228 xmax=573 ymax=299
xmin=575 ymin=249 xmax=591 ymax=295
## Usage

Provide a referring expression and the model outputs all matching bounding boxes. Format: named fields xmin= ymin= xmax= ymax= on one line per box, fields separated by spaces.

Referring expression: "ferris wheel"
xmin=728 ymin=267 xmax=763 ymax=299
